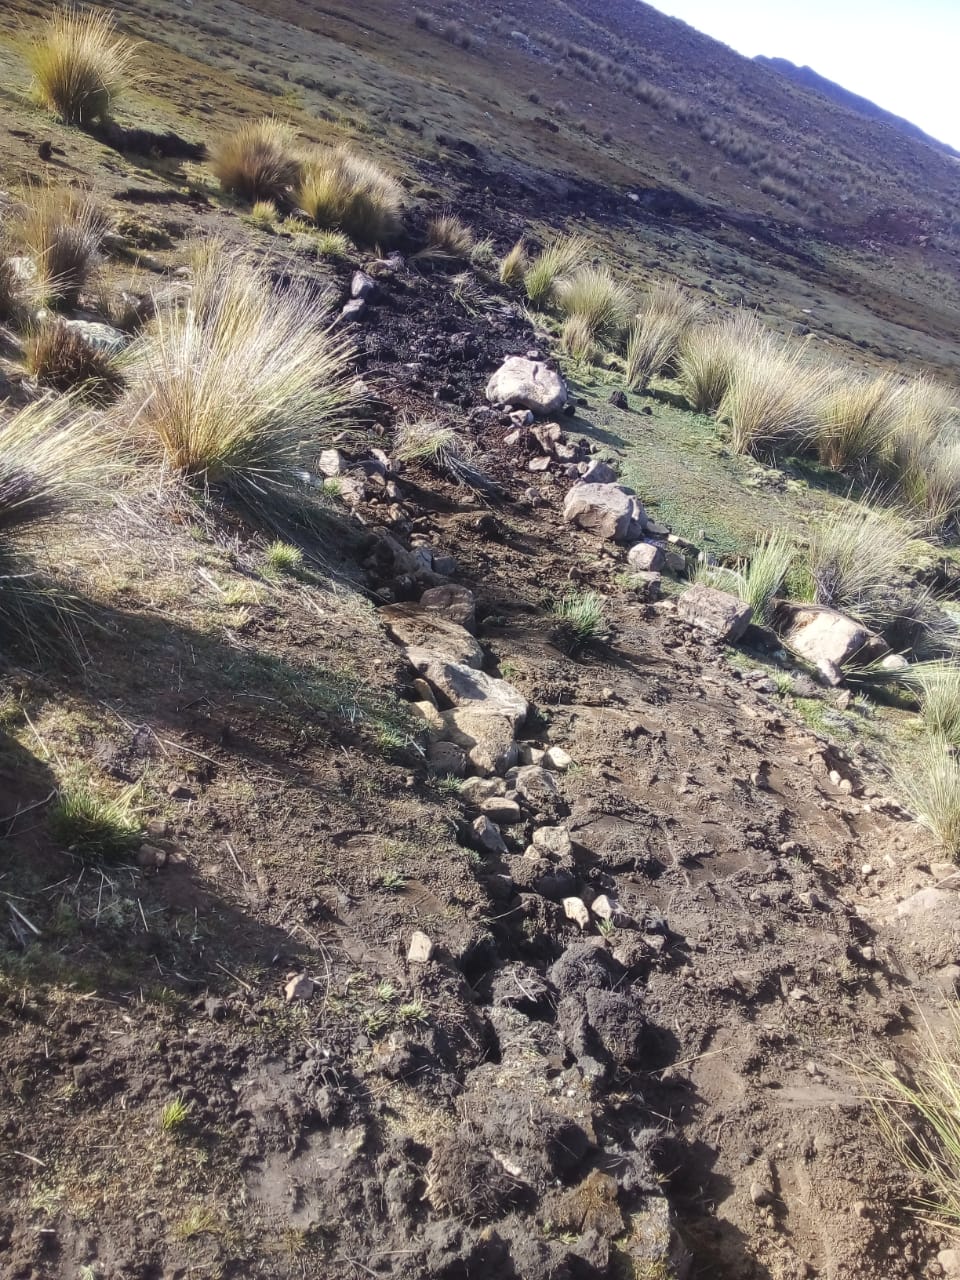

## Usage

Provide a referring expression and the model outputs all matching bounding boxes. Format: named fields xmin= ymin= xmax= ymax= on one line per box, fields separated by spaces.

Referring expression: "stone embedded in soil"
xmin=471 ymin=815 xmax=508 ymax=856
xmin=563 ymin=482 xmax=647 ymax=542
xmin=351 ymin=269 xmax=376 ymax=300
xmin=542 ymin=745 xmax=572 ymax=772
xmin=407 ymin=650 xmax=528 ymax=727
xmin=485 ymin=356 xmax=568 ymax=415
xmin=442 ymin=705 xmax=520 ymax=776
xmin=137 ymin=842 xmax=167 ymax=869
xmin=591 ymin=894 xmax=634 ymax=927
xmin=532 ymin=825 xmax=573 ymax=857
xmin=427 ymin=740 xmax=467 ymax=777
xmin=580 ymin=458 xmax=618 ymax=484
xmin=509 ymin=764 xmax=561 ymax=803
xmin=627 ymin=540 xmax=665 ymax=572
xmin=340 ymin=297 xmax=367 ymax=321
xmin=459 ymin=776 xmax=506 ymax=805
xmin=407 ymin=930 xmax=435 ymax=963
xmin=563 ymin=896 xmax=591 ymax=929
xmin=480 ymin=796 xmax=523 ymax=824
xmin=419 ymin=584 xmax=476 ymax=631
xmin=677 ymin=583 xmax=753 ymax=642
xmin=284 ymin=973 xmax=314 ymax=1002
xmin=631 ymin=570 xmax=662 ymax=601
xmin=383 ymin=607 xmax=484 ymax=669
xmin=318 ymin=448 xmax=345 ymax=477
xmin=774 ymin=602 xmax=879 ymax=684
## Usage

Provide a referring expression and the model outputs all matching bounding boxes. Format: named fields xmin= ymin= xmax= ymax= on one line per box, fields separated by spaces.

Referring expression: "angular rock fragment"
xmin=486 ymin=356 xmax=568 ymax=415
xmin=677 ymin=583 xmax=752 ymax=642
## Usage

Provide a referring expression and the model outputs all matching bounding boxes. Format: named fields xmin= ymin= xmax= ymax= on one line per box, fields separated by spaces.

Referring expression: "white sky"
xmin=653 ymin=0 xmax=960 ymax=150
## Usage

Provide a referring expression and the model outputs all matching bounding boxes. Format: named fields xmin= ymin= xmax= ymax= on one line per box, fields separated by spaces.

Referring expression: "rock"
xmin=527 ymin=455 xmax=552 ymax=472
xmin=485 ymin=356 xmax=568 ymax=415
xmin=407 ymin=930 xmax=434 ymax=963
xmin=628 ymin=570 xmax=661 ymax=601
xmin=410 ymin=699 xmax=446 ymax=737
xmin=880 ymin=653 xmax=909 ymax=672
xmin=510 ymin=764 xmax=560 ymax=803
xmin=509 ymin=408 xmax=535 ymax=427
xmin=284 ymin=974 xmax=314 ymax=1002
xmin=563 ymin=482 xmax=646 ymax=542
xmin=407 ymin=651 xmax=528 ymax=727
xmin=580 ymin=459 xmax=618 ymax=484
xmin=543 ymin=746 xmax=572 ymax=772
xmin=443 ymin=706 xmax=520 ymax=776
xmin=677 ymin=584 xmax=752 ymax=642
xmin=459 ymin=776 xmax=506 ymax=805
xmin=318 ymin=448 xmax=345 ymax=477
xmin=340 ymin=298 xmax=367 ymax=321
xmin=419 ymin=584 xmax=476 ymax=631
xmin=426 ymin=741 xmax=467 ymax=777
xmin=531 ymin=422 xmax=563 ymax=452
xmin=532 ymin=826 xmax=573 ymax=857
xmin=519 ymin=744 xmax=545 ymax=765
xmin=591 ymin=895 xmax=633 ymax=927
xmin=609 ymin=389 xmax=629 ymax=410
xmin=627 ymin=541 xmax=664 ymax=572
xmin=385 ymin=608 xmax=483 ymax=670
xmin=563 ymin=897 xmax=591 ymax=929
xmin=750 ymin=1181 xmax=774 ymax=1207
xmin=938 ymin=1248 xmax=960 ymax=1279
xmin=137 ymin=843 xmax=167 ymax=869
xmin=472 ymin=816 xmax=508 ymax=856
xmin=61 ymin=318 xmax=127 ymax=353
xmin=774 ymin=603 xmax=876 ymax=683
xmin=432 ymin=554 xmax=457 ymax=576
xmin=480 ymin=797 xmax=523 ymax=824
xmin=351 ymin=270 xmax=376 ymax=300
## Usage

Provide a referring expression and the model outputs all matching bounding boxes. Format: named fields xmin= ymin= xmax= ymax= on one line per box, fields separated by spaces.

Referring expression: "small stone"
xmin=318 ymin=448 xmax=345 ymax=477
xmin=137 ymin=843 xmax=167 ymax=869
xmin=563 ymin=897 xmax=591 ymax=930
xmin=609 ymin=389 xmax=628 ymax=410
xmin=284 ymin=974 xmax=314 ymax=1002
xmin=145 ymin=818 xmax=169 ymax=838
xmin=340 ymin=298 xmax=367 ymax=321
xmin=166 ymin=782 xmax=194 ymax=799
xmin=480 ymin=797 xmax=523 ymax=824
xmin=419 ymin=584 xmax=476 ymax=631
xmin=519 ymin=744 xmax=545 ymax=765
xmin=750 ymin=1181 xmax=774 ymax=1206
xmin=532 ymin=826 xmax=573 ymax=857
xmin=542 ymin=746 xmax=572 ymax=772
xmin=627 ymin=541 xmax=664 ymax=572
xmin=432 ymin=554 xmax=457 ymax=576
xmin=580 ymin=459 xmax=618 ymax=484
xmin=460 ymin=776 xmax=506 ymax=805
xmin=940 ymin=1250 xmax=960 ymax=1280
xmin=471 ymin=816 xmax=508 ymax=856
xmin=407 ymin=931 xmax=434 ymax=963
xmin=677 ymin=584 xmax=752 ymax=642
xmin=351 ymin=270 xmax=376 ymax=300
xmin=510 ymin=765 xmax=560 ymax=803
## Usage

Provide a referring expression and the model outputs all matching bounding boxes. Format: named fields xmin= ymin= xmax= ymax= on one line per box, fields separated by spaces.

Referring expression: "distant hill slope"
xmin=755 ymin=55 xmax=960 ymax=159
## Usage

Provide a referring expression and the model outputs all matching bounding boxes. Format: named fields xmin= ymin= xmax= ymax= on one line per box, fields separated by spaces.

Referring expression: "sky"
xmin=653 ymin=0 xmax=960 ymax=150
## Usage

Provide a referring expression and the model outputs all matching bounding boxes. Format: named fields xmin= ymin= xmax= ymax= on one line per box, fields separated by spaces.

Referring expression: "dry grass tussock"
xmin=25 ymin=5 xmax=137 ymax=127
xmin=719 ymin=327 xmax=826 ymax=454
xmin=499 ymin=239 xmax=527 ymax=287
xmin=420 ymin=213 xmax=474 ymax=260
xmin=867 ymin=1004 xmax=960 ymax=1229
xmin=523 ymin=234 xmax=589 ymax=307
xmin=676 ymin=312 xmax=762 ymax=413
xmin=118 ymin=255 xmax=356 ymax=511
xmin=12 ymin=185 xmax=109 ymax=308
xmin=560 ymin=313 xmax=599 ymax=362
xmin=895 ymin=737 xmax=960 ymax=858
xmin=799 ymin=506 xmax=913 ymax=626
xmin=394 ymin=417 xmax=491 ymax=490
xmin=626 ymin=283 xmax=702 ymax=391
xmin=297 ymin=149 xmax=403 ymax=245
xmin=0 ymin=396 xmax=116 ymax=659
xmin=211 ymin=118 xmax=301 ymax=203
xmin=556 ymin=266 xmax=632 ymax=350
xmin=814 ymin=371 xmax=899 ymax=470
xmin=695 ymin=530 xmax=794 ymax=627
xmin=25 ymin=321 xmax=123 ymax=405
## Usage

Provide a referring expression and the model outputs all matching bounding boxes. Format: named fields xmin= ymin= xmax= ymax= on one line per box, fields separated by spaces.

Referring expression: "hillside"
xmin=0 ymin=4 xmax=959 ymax=1280
xmin=754 ymin=55 xmax=960 ymax=159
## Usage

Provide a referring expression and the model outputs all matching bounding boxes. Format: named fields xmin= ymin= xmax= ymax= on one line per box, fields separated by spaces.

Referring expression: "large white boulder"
xmin=485 ymin=357 xmax=568 ymax=415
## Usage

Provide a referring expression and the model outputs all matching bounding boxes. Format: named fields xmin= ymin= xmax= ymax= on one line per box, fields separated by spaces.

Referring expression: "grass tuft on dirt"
xmin=211 ymin=117 xmax=301 ymax=203
xmin=25 ymin=320 xmax=123 ymax=404
xmin=24 ymin=5 xmax=137 ymax=127
xmin=12 ymin=184 xmax=109 ymax=308
xmin=297 ymin=148 xmax=403 ymax=245
xmin=48 ymin=780 xmax=143 ymax=862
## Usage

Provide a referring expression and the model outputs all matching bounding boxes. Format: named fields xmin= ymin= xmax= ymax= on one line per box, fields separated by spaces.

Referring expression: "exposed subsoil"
xmin=0 ymin=237 xmax=956 ymax=1280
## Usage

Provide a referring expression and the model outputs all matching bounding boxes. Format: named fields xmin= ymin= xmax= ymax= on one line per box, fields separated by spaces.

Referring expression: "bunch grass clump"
xmin=896 ymin=736 xmax=960 ymax=857
xmin=523 ymin=234 xmax=589 ymax=307
xmin=420 ymin=213 xmax=474 ymax=260
xmin=49 ymin=780 xmax=142 ymax=861
xmin=742 ymin=530 xmax=794 ymax=626
xmin=912 ymin=661 xmax=960 ymax=747
xmin=552 ymin=589 xmax=607 ymax=647
xmin=499 ymin=238 xmax=527 ymax=287
xmin=13 ymin=185 xmax=109 ymax=308
xmin=560 ymin=313 xmax=599 ymax=362
xmin=263 ymin=540 xmax=304 ymax=577
xmin=676 ymin=313 xmax=760 ymax=413
xmin=248 ymin=199 xmax=278 ymax=229
xmin=868 ymin=1004 xmax=960 ymax=1229
xmin=556 ymin=265 xmax=632 ymax=351
xmin=627 ymin=279 xmax=705 ymax=390
xmin=211 ymin=117 xmax=301 ymax=203
xmin=118 ymin=256 xmax=355 ymax=513
xmin=297 ymin=148 xmax=403 ymax=245
xmin=800 ymin=506 xmax=913 ymax=626
xmin=814 ymin=371 xmax=899 ymax=470
xmin=25 ymin=5 xmax=137 ymax=127
xmin=719 ymin=329 xmax=826 ymax=454
xmin=25 ymin=321 xmax=123 ymax=404
xmin=394 ymin=417 xmax=490 ymax=490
